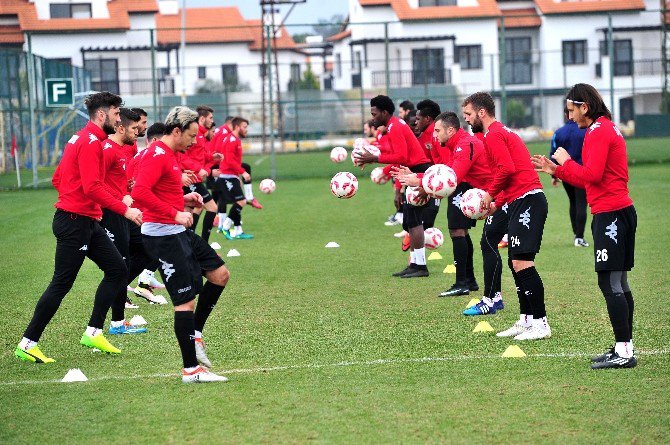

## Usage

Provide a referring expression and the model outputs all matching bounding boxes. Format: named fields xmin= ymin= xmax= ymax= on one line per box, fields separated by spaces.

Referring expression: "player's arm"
xmin=555 ymin=133 xmax=608 ymax=187
xmin=79 ymin=142 xmax=128 ymax=216
xmin=132 ymin=156 xmax=178 ymax=220
xmin=450 ymin=143 xmax=475 ymax=185
xmin=485 ymin=132 xmax=516 ymax=200
xmin=377 ymin=130 xmax=408 ymax=165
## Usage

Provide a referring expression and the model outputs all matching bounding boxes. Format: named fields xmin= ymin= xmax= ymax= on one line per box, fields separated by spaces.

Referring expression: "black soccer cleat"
xmin=591 ymin=346 xmax=615 ymax=363
xmin=468 ymin=280 xmax=480 ymax=292
xmin=590 ymin=352 xmax=637 ymax=370
xmin=392 ymin=265 xmax=415 ymax=277
xmin=439 ymin=284 xmax=470 ymax=297
xmin=400 ymin=268 xmax=429 ymax=278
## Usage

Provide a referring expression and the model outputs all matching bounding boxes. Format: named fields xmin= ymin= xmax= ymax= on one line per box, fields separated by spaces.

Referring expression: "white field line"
xmin=2 ymin=349 xmax=669 ymax=386
xmin=253 ymin=156 xmax=267 ymax=166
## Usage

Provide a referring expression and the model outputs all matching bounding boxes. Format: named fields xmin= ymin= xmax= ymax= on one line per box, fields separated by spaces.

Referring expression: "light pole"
xmin=180 ymin=0 xmax=187 ymax=106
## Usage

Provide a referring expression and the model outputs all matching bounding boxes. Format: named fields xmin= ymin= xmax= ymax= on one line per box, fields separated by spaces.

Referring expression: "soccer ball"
xmin=330 ymin=146 xmax=347 ymax=163
xmin=460 ymin=188 xmax=488 ymax=219
xmin=370 ymin=166 xmax=390 ymax=185
xmin=421 ymin=164 xmax=457 ymax=198
xmin=353 ymin=138 xmax=367 ymax=149
xmin=351 ymin=144 xmax=381 ymax=166
xmin=259 ymin=178 xmax=276 ymax=194
xmin=424 ymin=227 xmax=444 ymax=249
xmin=405 ymin=186 xmax=428 ymax=206
xmin=330 ymin=172 xmax=358 ymax=199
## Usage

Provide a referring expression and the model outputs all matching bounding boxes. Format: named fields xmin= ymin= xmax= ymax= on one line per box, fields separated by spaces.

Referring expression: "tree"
xmin=311 ymin=15 xmax=345 ymax=39
xmin=506 ymin=99 xmax=527 ymax=128
xmin=297 ymin=64 xmax=320 ymax=90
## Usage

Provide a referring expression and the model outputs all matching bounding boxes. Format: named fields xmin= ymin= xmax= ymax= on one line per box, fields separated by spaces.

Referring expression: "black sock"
xmin=516 ymin=266 xmax=546 ymax=319
xmin=481 ymin=231 xmax=504 ymax=298
xmin=191 ymin=213 xmax=200 ymax=231
xmin=624 ymin=291 xmax=634 ymax=339
xmin=602 ymin=292 xmax=631 ymax=342
xmin=174 ymin=311 xmax=198 ymax=369
xmin=229 ymin=203 xmax=243 ymax=226
xmin=194 ymin=282 xmax=225 ymax=333
xmin=201 ymin=211 xmax=216 ymax=243
xmin=509 ymin=260 xmax=531 ymax=316
xmin=451 ymin=236 xmax=468 ymax=285
xmin=465 ymin=234 xmax=475 ymax=283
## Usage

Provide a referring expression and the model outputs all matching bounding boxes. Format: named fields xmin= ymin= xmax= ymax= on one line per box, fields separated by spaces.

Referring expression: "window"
xmin=335 ymin=54 xmax=342 ymax=78
xmin=562 ymin=40 xmax=587 ymax=66
xmin=83 ymin=58 xmax=119 ymax=94
xmin=221 ymin=64 xmax=238 ymax=89
xmin=50 ymin=3 xmax=92 ymax=19
xmin=419 ymin=0 xmax=457 ymax=6
xmin=197 ymin=66 xmax=206 ymax=79
xmin=504 ymin=37 xmax=532 ymax=84
xmin=619 ymin=97 xmax=634 ymax=123
xmin=259 ymin=63 xmax=266 ymax=78
xmin=46 ymin=58 xmax=73 ymax=78
xmin=290 ymin=63 xmax=301 ymax=82
xmin=412 ymin=48 xmax=445 ymax=85
xmin=354 ymin=51 xmax=362 ymax=72
xmin=456 ymin=45 xmax=482 ymax=70
xmin=599 ymin=39 xmax=633 ymax=76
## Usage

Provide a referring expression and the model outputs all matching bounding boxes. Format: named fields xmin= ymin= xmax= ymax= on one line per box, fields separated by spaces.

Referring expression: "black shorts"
xmin=218 ymin=176 xmax=245 ymax=203
xmin=183 ymin=182 xmax=213 ymax=204
xmin=447 ymin=182 xmax=476 ymax=230
xmin=422 ymin=198 xmax=441 ymax=230
xmin=129 ymin=218 xmax=143 ymax=246
xmin=507 ymin=191 xmax=548 ymax=256
xmin=402 ymin=163 xmax=432 ymax=230
xmin=100 ymin=209 xmax=130 ymax=259
xmin=142 ymin=230 xmax=225 ymax=305
xmin=483 ymin=204 xmax=510 ymax=234
xmin=592 ymin=205 xmax=636 ymax=272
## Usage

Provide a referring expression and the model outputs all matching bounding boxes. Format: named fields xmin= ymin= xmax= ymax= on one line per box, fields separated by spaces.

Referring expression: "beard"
xmin=470 ymin=117 xmax=484 ymax=134
xmin=102 ymin=117 xmax=116 ymax=135
xmin=137 ymin=130 xmax=146 ymax=137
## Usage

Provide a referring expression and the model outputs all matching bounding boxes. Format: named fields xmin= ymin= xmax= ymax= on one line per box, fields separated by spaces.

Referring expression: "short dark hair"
xmin=84 ymin=91 xmax=123 ymax=117
xmin=164 ymin=106 xmax=199 ymax=134
xmin=566 ymin=83 xmax=612 ymax=121
xmin=399 ymin=100 xmax=414 ymax=111
xmin=416 ymin=99 xmax=441 ymax=120
xmin=462 ymin=92 xmax=495 ymax=117
xmin=370 ymin=95 xmax=395 ymax=114
xmin=196 ymin=105 xmax=214 ymax=118
xmin=131 ymin=107 xmax=147 ymax=117
xmin=436 ymin=111 xmax=461 ymax=130
xmin=119 ymin=108 xmax=140 ymax=128
xmin=146 ymin=122 xmax=166 ymax=141
xmin=231 ymin=117 xmax=249 ymax=129
xmin=406 ymin=110 xmax=417 ymax=119
xmin=224 ymin=116 xmax=234 ymax=123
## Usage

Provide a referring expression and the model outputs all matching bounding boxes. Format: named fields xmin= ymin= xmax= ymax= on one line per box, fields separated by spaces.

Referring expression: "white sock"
xmin=519 ymin=314 xmax=533 ymax=327
xmin=111 ymin=320 xmax=125 ymax=328
xmin=243 ymin=183 xmax=254 ymax=200
xmin=615 ymin=341 xmax=633 ymax=358
xmin=235 ymin=225 xmax=243 ymax=235
xmin=396 ymin=212 xmax=404 ymax=223
xmin=184 ymin=365 xmax=200 ymax=373
xmin=19 ymin=337 xmax=37 ymax=350
xmin=492 ymin=292 xmax=503 ymax=302
xmin=482 ymin=296 xmax=494 ymax=307
xmin=194 ymin=330 xmax=203 ymax=339
xmin=534 ymin=316 xmax=549 ymax=330
xmin=502 ymin=233 xmax=508 ymax=242
xmin=217 ymin=213 xmax=227 ymax=229
xmin=222 ymin=217 xmax=234 ymax=231
xmin=85 ymin=326 xmax=102 ymax=337
xmin=414 ymin=247 xmax=426 ymax=266
xmin=410 ymin=250 xmax=416 ymax=264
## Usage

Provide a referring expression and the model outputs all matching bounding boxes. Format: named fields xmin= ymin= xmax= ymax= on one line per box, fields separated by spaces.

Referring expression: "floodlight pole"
xmin=607 ymin=14 xmax=615 ymax=117
xmin=266 ymin=24 xmax=276 ymax=179
xmin=180 ymin=0 xmax=187 ymax=106
xmin=499 ymin=16 xmax=507 ymax=124
xmin=27 ymin=32 xmax=38 ymax=188
xmin=150 ymin=29 xmax=158 ymax=120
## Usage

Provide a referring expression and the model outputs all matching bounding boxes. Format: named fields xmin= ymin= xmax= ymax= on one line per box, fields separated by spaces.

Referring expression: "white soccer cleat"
xmin=134 ymin=284 xmax=168 ymax=305
xmin=514 ymin=325 xmax=552 ymax=341
xmin=140 ymin=270 xmax=166 ymax=289
xmin=496 ymin=322 xmax=531 ymax=338
xmin=181 ymin=366 xmax=229 ymax=383
xmin=195 ymin=338 xmax=212 ymax=368
xmin=393 ymin=230 xmax=408 ymax=238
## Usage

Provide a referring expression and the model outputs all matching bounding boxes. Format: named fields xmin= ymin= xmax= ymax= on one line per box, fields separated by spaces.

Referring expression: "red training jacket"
xmin=101 ymin=138 xmax=129 ymax=201
xmin=219 ymin=133 xmax=245 ymax=176
xmin=377 ymin=116 xmax=430 ymax=167
xmin=447 ymin=128 xmax=493 ymax=190
xmin=179 ymin=125 xmax=212 ymax=182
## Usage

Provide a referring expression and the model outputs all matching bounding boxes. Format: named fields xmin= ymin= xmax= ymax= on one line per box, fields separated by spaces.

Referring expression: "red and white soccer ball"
xmin=330 ymin=172 xmax=359 ymax=199
xmin=405 ymin=186 xmax=428 ymax=206
xmin=330 ymin=146 xmax=347 ymax=163
xmin=351 ymin=144 xmax=381 ymax=166
xmin=460 ymin=188 xmax=488 ymax=219
xmin=424 ymin=227 xmax=444 ymax=250
xmin=421 ymin=164 xmax=457 ymax=198
xmin=259 ymin=178 xmax=276 ymax=194
xmin=370 ymin=166 xmax=390 ymax=185
xmin=353 ymin=138 xmax=367 ymax=150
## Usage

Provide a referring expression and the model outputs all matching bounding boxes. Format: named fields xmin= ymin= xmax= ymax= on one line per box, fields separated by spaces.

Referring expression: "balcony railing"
xmin=371 ymin=69 xmax=452 ymax=88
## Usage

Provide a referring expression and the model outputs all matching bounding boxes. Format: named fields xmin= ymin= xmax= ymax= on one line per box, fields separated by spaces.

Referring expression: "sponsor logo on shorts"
xmin=79 ymin=244 xmax=88 ymax=251
xmin=519 ymin=207 xmax=531 ymax=229
xmin=605 ymin=218 xmax=618 ymax=244
xmin=226 ymin=180 xmax=233 ymax=191
xmin=177 ymin=286 xmax=192 ymax=294
xmin=104 ymin=228 xmax=115 ymax=242
xmin=452 ymin=192 xmax=462 ymax=208
xmin=159 ymin=258 xmax=175 ymax=282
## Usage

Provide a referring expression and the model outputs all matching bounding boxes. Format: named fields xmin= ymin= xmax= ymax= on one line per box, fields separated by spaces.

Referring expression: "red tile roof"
xmin=247 ymin=19 xmax=298 ymax=51
xmin=0 ymin=25 xmax=23 ymax=44
xmin=327 ymin=29 xmax=351 ymax=42
xmin=156 ymin=7 xmax=254 ymax=45
xmin=499 ymin=8 xmax=541 ymax=28
xmin=359 ymin=0 xmax=501 ymax=20
xmin=533 ymin=0 xmax=645 ymax=15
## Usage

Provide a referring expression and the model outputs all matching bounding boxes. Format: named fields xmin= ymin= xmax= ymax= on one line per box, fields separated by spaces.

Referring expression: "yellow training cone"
xmin=502 ymin=345 xmax=527 ymax=358
xmin=466 ymin=298 xmax=480 ymax=308
xmin=472 ymin=321 xmax=494 ymax=333
xmin=427 ymin=251 xmax=443 ymax=261
xmin=443 ymin=264 xmax=456 ymax=274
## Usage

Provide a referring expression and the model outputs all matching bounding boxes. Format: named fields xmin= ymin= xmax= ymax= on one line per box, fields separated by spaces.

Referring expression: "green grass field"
xmin=0 ymin=145 xmax=669 ymax=443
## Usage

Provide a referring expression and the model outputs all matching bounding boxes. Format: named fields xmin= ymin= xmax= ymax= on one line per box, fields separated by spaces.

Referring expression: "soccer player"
xmin=412 ymin=100 xmax=441 ymax=235
xmin=132 ymin=106 xmax=230 ymax=383
xmin=398 ymin=100 xmax=414 ymax=121
xmin=462 ymin=92 xmax=550 ymax=340
xmin=356 ymin=95 xmax=432 ymax=278
xmin=218 ymin=117 xmax=254 ymax=239
xmin=100 ymin=108 xmax=149 ymax=333
xmin=15 ymin=92 xmax=143 ymax=363
xmin=533 ymin=84 xmax=637 ymax=368
xmin=550 ymin=108 xmax=589 ymax=247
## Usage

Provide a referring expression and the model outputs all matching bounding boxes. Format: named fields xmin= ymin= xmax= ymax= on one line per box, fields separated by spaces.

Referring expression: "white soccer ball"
xmin=353 ymin=138 xmax=367 ymax=149
xmin=405 ymin=186 xmax=428 ymax=206
xmin=330 ymin=146 xmax=347 ymax=163
xmin=370 ymin=166 xmax=390 ymax=185
xmin=330 ymin=172 xmax=358 ymax=199
xmin=259 ymin=178 xmax=276 ymax=194
xmin=351 ymin=144 xmax=381 ymax=166
xmin=424 ymin=227 xmax=444 ymax=250
xmin=421 ymin=164 xmax=457 ymax=198
xmin=460 ymin=188 xmax=488 ymax=219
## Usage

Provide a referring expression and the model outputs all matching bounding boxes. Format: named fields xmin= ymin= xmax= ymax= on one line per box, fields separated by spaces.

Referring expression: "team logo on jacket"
xmin=605 ymin=218 xmax=618 ymax=244
xmin=613 ymin=126 xmax=623 ymax=137
xmin=519 ymin=207 xmax=531 ymax=229
xmin=88 ymin=133 xmax=98 ymax=144
xmin=455 ymin=147 xmax=462 ymax=152
xmin=589 ymin=122 xmax=601 ymax=133
xmin=68 ymin=135 xmax=79 ymax=144
xmin=103 ymin=142 xmax=112 ymax=150
xmin=153 ymin=147 xmax=165 ymax=157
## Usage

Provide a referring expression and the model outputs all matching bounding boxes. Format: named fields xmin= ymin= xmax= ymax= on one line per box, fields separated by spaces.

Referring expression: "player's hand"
xmin=551 ymin=147 xmax=571 ymax=166
xmin=212 ymin=152 xmax=223 ymax=161
xmin=394 ymin=189 xmax=403 ymax=210
xmin=175 ymin=211 xmax=193 ymax=227
xmin=127 ymin=178 xmax=135 ymax=191
xmin=124 ymin=207 xmax=143 ymax=226
xmin=416 ymin=187 xmax=429 ymax=200
xmin=184 ymin=192 xmax=203 ymax=208
xmin=378 ymin=125 xmax=387 ymax=135
xmin=531 ymin=154 xmax=558 ymax=175
xmin=481 ymin=192 xmax=495 ymax=214
xmin=241 ymin=172 xmax=251 ymax=182
xmin=552 ymin=177 xmax=560 ymax=187
xmin=389 ymin=165 xmax=411 ymax=177
xmin=182 ymin=172 xmax=194 ymax=187
xmin=198 ymin=169 xmax=208 ymax=180
xmin=211 ymin=168 xmax=220 ymax=178
xmin=354 ymin=148 xmax=378 ymax=166
xmin=397 ymin=173 xmax=420 ymax=187
xmin=122 ymin=194 xmax=133 ymax=206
